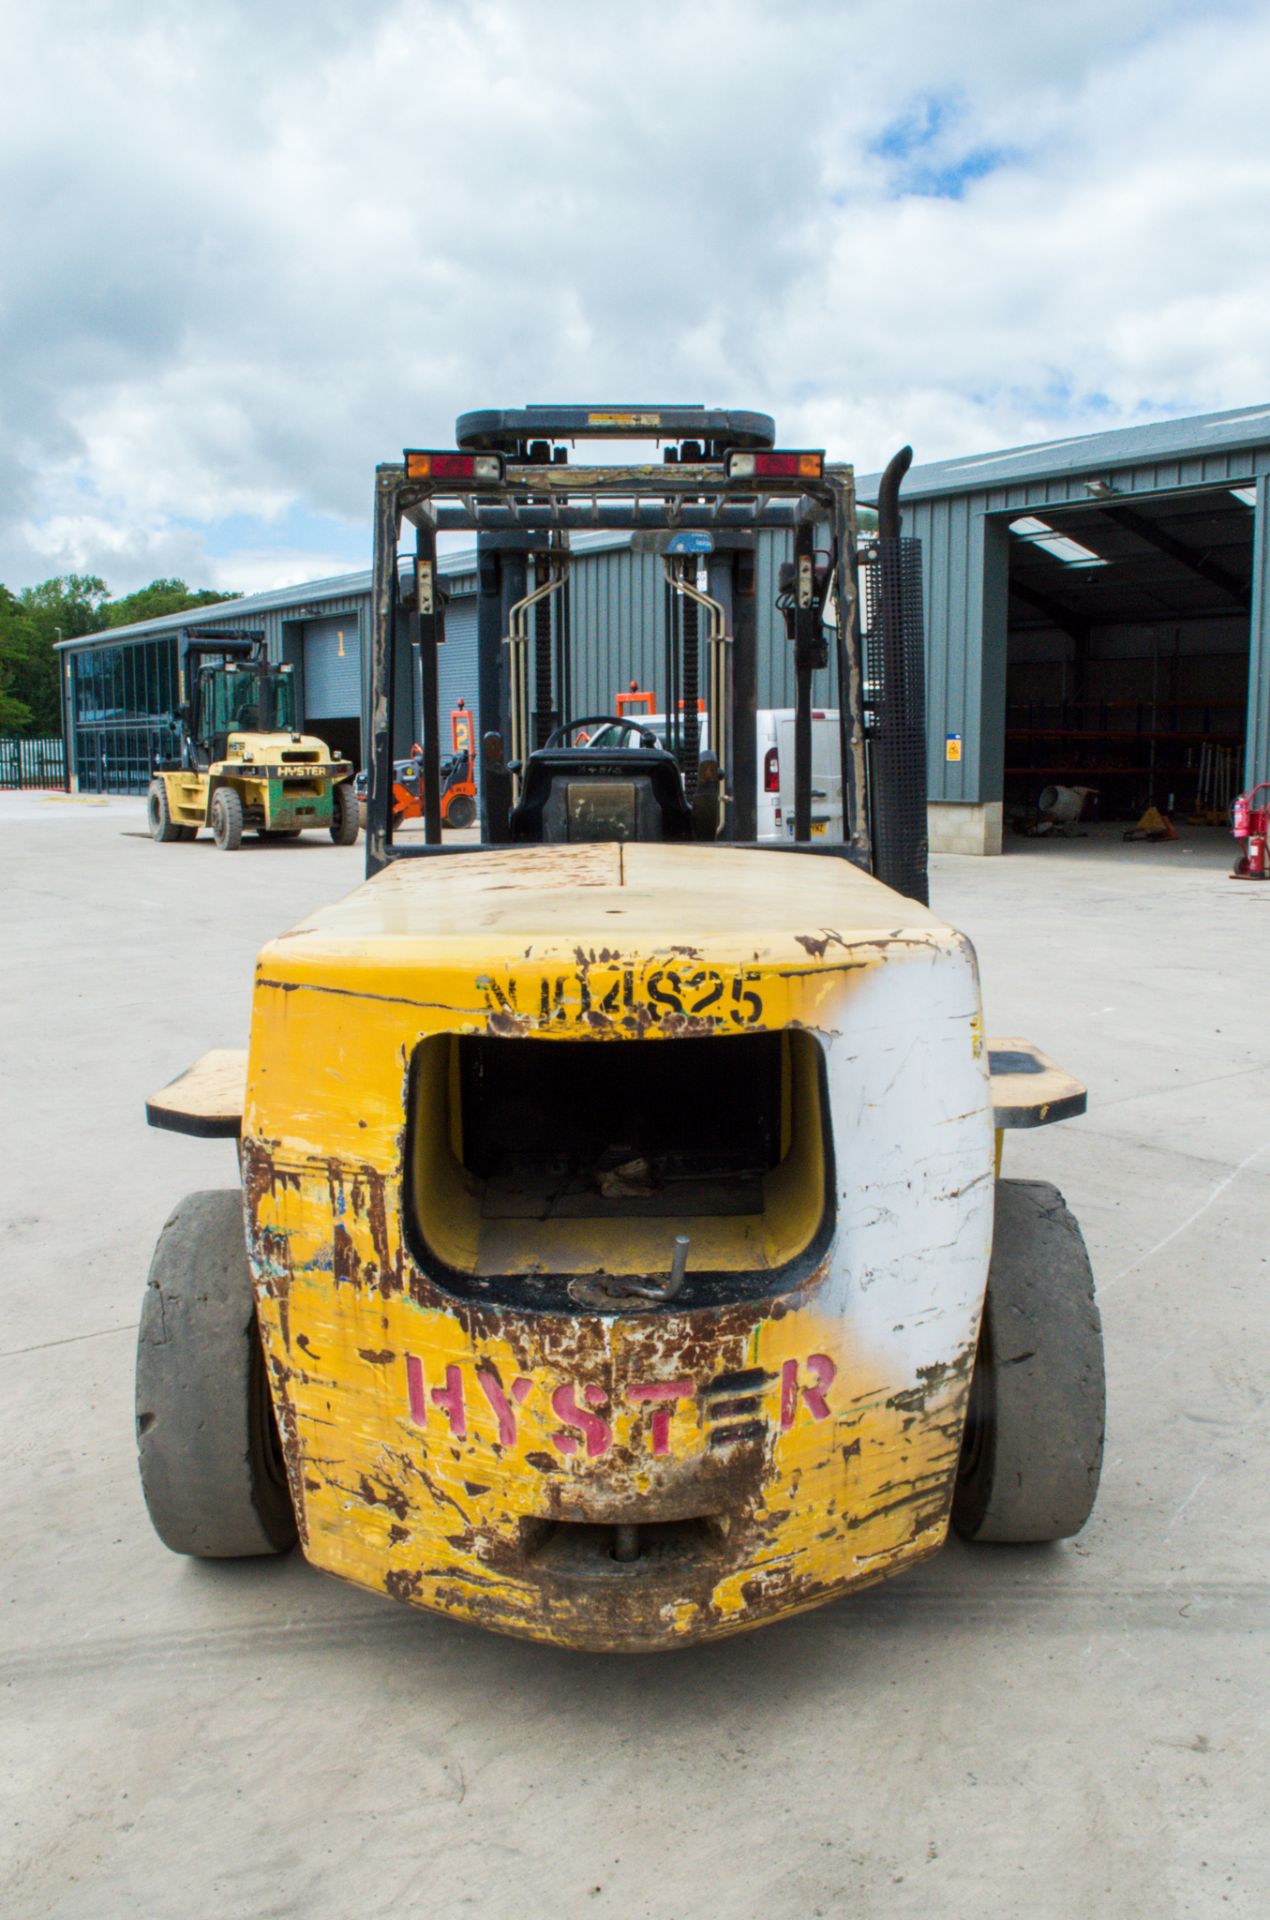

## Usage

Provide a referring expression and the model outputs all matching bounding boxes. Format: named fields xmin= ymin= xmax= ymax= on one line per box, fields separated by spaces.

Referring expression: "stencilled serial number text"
xmin=477 ymin=963 xmax=767 ymax=1029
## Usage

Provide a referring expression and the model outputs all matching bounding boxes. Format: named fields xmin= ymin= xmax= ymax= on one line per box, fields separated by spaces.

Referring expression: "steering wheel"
xmin=543 ymin=714 xmax=661 ymax=750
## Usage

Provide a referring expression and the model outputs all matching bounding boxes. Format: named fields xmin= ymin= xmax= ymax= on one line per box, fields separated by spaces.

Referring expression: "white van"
xmin=588 ymin=708 xmax=842 ymax=841
xmin=756 ymin=707 xmax=843 ymax=841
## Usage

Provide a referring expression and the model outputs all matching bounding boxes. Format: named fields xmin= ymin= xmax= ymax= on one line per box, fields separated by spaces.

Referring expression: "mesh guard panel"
xmin=863 ymin=537 xmax=929 ymax=905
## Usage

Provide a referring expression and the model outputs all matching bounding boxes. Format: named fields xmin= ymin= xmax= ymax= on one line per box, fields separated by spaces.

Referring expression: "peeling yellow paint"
xmin=243 ymin=842 xmax=990 ymax=1650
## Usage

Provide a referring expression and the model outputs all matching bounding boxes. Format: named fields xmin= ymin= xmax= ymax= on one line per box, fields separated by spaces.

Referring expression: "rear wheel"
xmin=445 ymin=793 xmax=477 ymax=829
xmin=147 ymin=780 xmax=186 ymax=843
xmin=329 ymin=781 xmax=359 ymax=845
xmin=136 ymin=1190 xmax=296 ymax=1558
xmin=952 ymin=1179 xmax=1105 ymax=1543
xmin=210 ymin=787 xmax=244 ymax=850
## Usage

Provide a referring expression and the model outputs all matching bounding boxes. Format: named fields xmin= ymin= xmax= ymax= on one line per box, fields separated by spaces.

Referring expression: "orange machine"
xmin=392 ymin=702 xmax=478 ymax=829
xmin=615 ymin=680 xmax=655 ymax=718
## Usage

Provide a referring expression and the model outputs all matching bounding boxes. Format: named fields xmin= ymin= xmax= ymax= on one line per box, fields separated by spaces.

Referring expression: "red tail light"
xmin=727 ymin=450 xmax=824 ymax=481
xmin=764 ymin=747 xmax=780 ymax=793
xmin=404 ymin=450 xmax=504 ymax=482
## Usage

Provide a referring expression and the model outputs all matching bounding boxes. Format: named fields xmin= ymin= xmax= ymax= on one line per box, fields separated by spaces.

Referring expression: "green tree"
xmin=0 ymin=576 xmax=108 ymax=735
xmin=105 ymin=579 xmax=239 ymax=628
xmin=0 ymin=587 xmax=34 ymax=731
xmin=0 ymin=575 xmax=239 ymax=735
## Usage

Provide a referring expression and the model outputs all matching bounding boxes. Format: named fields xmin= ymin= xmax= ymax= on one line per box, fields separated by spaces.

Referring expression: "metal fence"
xmin=0 ymin=735 xmax=69 ymax=791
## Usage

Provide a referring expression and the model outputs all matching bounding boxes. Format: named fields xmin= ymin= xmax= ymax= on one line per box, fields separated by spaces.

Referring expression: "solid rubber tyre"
xmin=952 ymin=1179 xmax=1105 ymax=1543
xmin=445 ymin=794 xmax=477 ymax=829
xmin=329 ymin=781 xmax=359 ymax=845
xmin=210 ymin=786 xmax=244 ymax=850
xmin=136 ymin=1190 xmax=297 ymax=1557
xmin=147 ymin=780 xmax=184 ymax=843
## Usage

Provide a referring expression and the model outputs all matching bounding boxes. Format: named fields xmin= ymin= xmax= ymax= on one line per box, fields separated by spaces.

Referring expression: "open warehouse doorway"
xmin=1003 ymin=484 xmax=1254 ymax=833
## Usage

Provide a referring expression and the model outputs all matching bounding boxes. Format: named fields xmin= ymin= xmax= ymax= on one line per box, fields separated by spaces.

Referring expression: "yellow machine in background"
xmin=135 ymin=409 xmax=1104 ymax=1652
xmin=146 ymin=627 xmax=358 ymax=849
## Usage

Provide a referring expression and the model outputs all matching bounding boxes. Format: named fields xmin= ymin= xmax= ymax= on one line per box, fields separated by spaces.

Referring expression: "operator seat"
xmin=509 ymin=716 xmax=693 ymax=844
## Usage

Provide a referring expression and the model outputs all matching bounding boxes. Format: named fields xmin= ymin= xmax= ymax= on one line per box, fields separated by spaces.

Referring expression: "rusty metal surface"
xmin=242 ymin=843 xmax=994 ymax=1649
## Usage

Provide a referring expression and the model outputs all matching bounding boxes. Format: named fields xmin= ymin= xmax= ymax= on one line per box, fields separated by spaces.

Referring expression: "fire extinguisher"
xmin=1232 ymin=783 xmax=1270 ymax=880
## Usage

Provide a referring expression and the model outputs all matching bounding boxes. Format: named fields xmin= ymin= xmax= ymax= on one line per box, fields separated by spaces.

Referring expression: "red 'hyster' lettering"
xmin=430 ymin=1363 xmax=467 ymax=1438
xmin=551 ymin=1383 xmax=612 ymax=1458
xmin=408 ymin=1355 xmax=834 ymax=1450
xmin=627 ymin=1379 xmax=695 ymax=1455
xmin=780 ymin=1354 xmax=837 ymax=1430
xmin=476 ymin=1368 xmax=532 ymax=1448
xmin=801 ymin=1353 xmax=836 ymax=1420
xmin=405 ymin=1354 xmax=427 ymax=1428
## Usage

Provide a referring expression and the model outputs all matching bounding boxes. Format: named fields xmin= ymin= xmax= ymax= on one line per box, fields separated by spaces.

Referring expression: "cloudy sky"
xmin=4 ymin=0 xmax=1270 ymax=595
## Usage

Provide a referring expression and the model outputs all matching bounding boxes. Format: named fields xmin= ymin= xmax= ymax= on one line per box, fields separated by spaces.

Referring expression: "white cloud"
xmin=2 ymin=0 xmax=1268 ymax=590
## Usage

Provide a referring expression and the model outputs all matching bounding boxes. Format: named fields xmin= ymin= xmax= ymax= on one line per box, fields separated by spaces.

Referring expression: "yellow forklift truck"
xmin=146 ymin=627 xmax=359 ymax=849
xmin=136 ymin=409 xmax=1103 ymax=1650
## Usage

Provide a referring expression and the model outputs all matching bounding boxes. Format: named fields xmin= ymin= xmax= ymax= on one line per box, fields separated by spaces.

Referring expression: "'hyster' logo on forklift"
xmin=404 ymin=1355 xmax=836 ymax=1458
xmin=477 ymin=964 xmax=766 ymax=1030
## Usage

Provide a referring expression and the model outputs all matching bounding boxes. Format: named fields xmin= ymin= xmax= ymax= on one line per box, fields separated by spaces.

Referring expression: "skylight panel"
xmin=1009 ymin=515 xmax=1108 ymax=567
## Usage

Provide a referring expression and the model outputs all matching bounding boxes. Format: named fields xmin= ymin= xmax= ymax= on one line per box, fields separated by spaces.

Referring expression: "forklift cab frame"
xmin=367 ymin=406 xmax=927 ymax=901
xmin=175 ymin=627 xmax=296 ymax=770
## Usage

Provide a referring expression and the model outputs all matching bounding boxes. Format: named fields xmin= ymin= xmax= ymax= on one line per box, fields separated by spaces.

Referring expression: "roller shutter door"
xmin=438 ymin=594 xmax=480 ymax=737
xmin=304 ymin=617 xmax=362 ymax=718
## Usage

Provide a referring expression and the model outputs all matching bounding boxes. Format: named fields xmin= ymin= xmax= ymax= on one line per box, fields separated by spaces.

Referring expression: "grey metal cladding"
xmin=437 ymin=591 xmax=479 ymax=729
xmin=1248 ymin=476 xmax=1270 ymax=786
xmin=864 ymin=403 xmax=1270 ymax=802
xmin=302 ymin=615 xmax=363 ymax=717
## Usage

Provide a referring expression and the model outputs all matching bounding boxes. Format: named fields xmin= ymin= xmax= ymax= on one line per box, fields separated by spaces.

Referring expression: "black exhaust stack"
xmin=865 ymin=446 xmax=929 ymax=905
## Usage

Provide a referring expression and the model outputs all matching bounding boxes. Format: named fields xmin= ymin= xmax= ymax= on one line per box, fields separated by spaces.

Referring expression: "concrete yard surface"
xmin=1 ymin=794 xmax=1267 ymax=1918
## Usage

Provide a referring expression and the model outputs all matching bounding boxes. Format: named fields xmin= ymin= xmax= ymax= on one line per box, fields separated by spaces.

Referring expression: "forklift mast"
xmin=367 ymin=407 xmax=928 ymax=901
xmin=176 ymin=628 xmax=268 ymax=766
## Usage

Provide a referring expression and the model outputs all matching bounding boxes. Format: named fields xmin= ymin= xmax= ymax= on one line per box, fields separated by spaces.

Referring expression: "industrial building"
xmin=871 ymin=401 xmax=1270 ymax=852
xmin=58 ymin=402 xmax=1270 ymax=851
xmin=56 ymin=556 xmax=478 ymax=797
xmin=54 ymin=530 xmax=812 ymax=793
